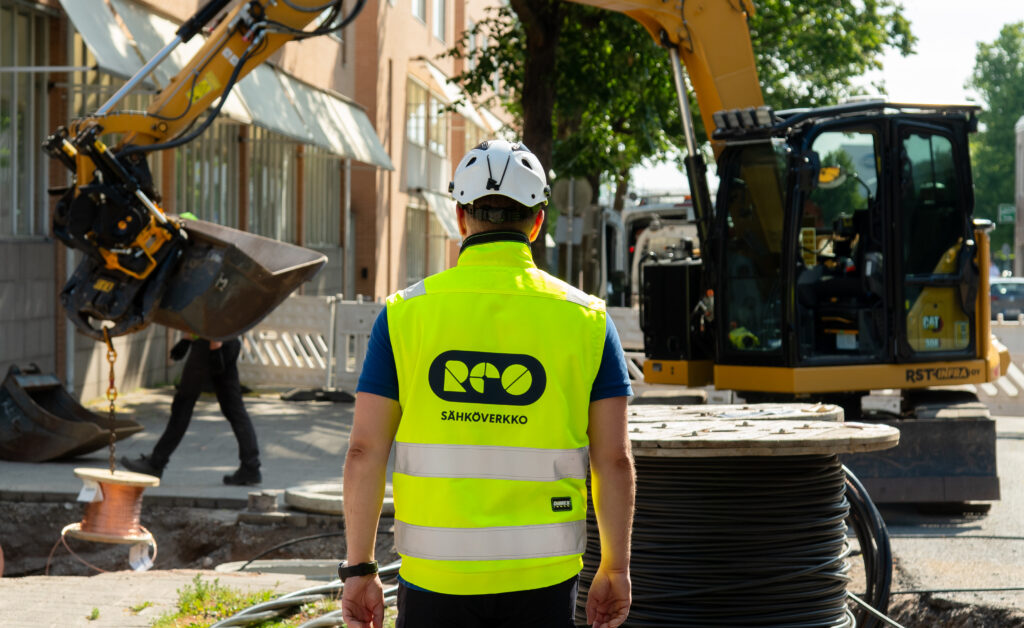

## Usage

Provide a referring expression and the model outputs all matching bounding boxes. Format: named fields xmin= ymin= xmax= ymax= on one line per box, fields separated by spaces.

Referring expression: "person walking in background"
xmin=340 ymin=139 xmax=635 ymax=628
xmin=122 ymin=337 xmax=262 ymax=485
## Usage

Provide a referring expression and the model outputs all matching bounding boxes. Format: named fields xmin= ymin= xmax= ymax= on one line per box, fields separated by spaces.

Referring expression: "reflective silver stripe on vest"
xmin=563 ymin=285 xmax=595 ymax=309
xmin=395 ymin=519 xmax=587 ymax=561
xmin=399 ymin=280 xmax=427 ymax=301
xmin=395 ymin=442 xmax=588 ymax=482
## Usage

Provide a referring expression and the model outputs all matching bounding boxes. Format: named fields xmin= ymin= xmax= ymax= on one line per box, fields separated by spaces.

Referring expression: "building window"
xmin=406 ymin=204 xmax=428 ymax=285
xmin=428 ymin=209 xmax=446 ymax=272
xmin=406 ymin=78 xmax=449 ymax=192
xmin=69 ymin=33 xmax=149 ymax=118
xmin=174 ymin=120 xmax=239 ymax=227
xmin=432 ymin=0 xmax=446 ymax=42
xmin=303 ymin=146 xmax=342 ymax=247
xmin=248 ymin=127 xmax=298 ymax=243
xmin=405 ymin=203 xmax=446 ymax=285
xmin=0 ymin=3 xmax=48 ymax=238
xmin=406 ymin=80 xmax=427 ymax=148
xmin=412 ymin=0 xmax=426 ymax=23
xmin=428 ymin=96 xmax=448 ymax=158
xmin=465 ymin=122 xmax=487 ymax=156
xmin=467 ymin=21 xmax=476 ymax=70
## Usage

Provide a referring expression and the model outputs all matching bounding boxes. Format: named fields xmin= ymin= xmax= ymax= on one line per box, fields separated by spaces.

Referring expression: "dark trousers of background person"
xmin=151 ymin=338 xmax=260 ymax=471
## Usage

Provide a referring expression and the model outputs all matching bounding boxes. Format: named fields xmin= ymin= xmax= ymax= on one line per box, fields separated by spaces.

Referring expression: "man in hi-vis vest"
xmin=341 ymin=140 xmax=635 ymax=628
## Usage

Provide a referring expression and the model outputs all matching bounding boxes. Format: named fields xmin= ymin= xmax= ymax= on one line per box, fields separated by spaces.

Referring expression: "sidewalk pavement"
xmin=0 ymin=387 xmax=357 ymax=508
xmin=2 ymin=386 xmax=1024 ymax=626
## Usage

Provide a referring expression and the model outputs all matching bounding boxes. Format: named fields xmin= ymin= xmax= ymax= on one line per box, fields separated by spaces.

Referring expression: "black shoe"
xmin=223 ymin=466 xmax=262 ymax=486
xmin=122 ymin=454 xmax=164 ymax=478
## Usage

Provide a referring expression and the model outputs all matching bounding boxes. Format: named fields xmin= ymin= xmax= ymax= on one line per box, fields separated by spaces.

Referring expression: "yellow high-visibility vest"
xmin=386 ymin=233 xmax=607 ymax=595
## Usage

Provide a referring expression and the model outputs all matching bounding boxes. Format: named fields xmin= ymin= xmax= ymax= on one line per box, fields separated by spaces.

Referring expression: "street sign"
xmin=998 ymin=203 xmax=1016 ymax=224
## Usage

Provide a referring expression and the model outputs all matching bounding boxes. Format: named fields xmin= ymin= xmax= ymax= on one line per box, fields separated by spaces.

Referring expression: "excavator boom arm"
xmin=45 ymin=0 xmax=360 ymax=341
xmin=569 ymin=0 xmax=763 ymax=140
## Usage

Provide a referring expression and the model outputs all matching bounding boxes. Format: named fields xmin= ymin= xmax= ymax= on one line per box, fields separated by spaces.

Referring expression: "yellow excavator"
xmin=46 ymin=0 xmax=1006 ymax=503
xmin=44 ymin=0 xmax=365 ymax=341
xmin=569 ymin=0 xmax=1009 ymax=504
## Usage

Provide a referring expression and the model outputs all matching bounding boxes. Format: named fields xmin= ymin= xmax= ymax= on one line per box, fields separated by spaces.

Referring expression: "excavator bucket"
xmin=0 ymin=365 xmax=143 ymax=462
xmin=150 ymin=218 xmax=327 ymax=341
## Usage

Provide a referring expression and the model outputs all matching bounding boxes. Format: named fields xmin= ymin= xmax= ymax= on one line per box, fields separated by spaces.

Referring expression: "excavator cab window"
xmin=718 ymin=139 xmax=787 ymax=358
xmin=795 ymin=128 xmax=886 ymax=364
xmin=898 ymin=128 xmax=974 ymax=355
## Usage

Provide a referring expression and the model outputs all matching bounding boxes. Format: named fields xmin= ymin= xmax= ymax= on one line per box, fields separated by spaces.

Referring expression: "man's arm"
xmin=585 ymin=395 xmax=635 ymax=628
xmin=341 ymin=392 xmax=402 ymax=628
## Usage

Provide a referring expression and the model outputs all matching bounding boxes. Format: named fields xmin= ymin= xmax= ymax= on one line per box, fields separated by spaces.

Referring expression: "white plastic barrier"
xmin=237 ymin=295 xmax=383 ymax=391
xmin=332 ymin=299 xmax=385 ymax=392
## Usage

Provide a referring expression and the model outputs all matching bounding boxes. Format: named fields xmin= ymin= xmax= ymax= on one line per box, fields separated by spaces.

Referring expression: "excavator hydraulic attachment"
xmin=150 ymin=218 xmax=326 ymax=341
xmin=60 ymin=215 xmax=325 ymax=342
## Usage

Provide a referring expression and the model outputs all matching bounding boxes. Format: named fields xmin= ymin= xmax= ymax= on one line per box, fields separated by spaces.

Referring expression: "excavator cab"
xmin=712 ymin=103 xmax=982 ymax=381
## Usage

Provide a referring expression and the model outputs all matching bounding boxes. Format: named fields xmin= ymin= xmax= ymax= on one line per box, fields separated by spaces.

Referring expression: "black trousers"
xmin=150 ymin=338 xmax=260 ymax=469
xmin=396 ymin=575 xmax=579 ymax=628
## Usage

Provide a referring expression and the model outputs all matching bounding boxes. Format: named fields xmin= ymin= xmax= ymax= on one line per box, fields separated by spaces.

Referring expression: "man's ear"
xmin=528 ymin=208 xmax=545 ymax=243
xmin=456 ymin=205 xmax=470 ymax=238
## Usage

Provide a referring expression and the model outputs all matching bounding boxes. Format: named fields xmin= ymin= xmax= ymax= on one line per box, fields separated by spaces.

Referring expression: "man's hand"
xmin=585 ymin=566 xmax=631 ymax=628
xmin=341 ymin=574 xmax=385 ymax=628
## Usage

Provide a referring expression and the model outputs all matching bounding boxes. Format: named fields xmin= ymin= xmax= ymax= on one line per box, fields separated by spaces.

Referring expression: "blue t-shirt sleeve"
xmin=591 ymin=315 xmax=633 ymax=401
xmin=356 ymin=309 xmax=400 ymax=400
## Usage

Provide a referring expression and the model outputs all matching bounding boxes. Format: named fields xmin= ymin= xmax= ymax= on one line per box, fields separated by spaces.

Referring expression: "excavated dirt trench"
xmin=0 ymin=500 xmax=396 ymax=577
xmin=2 ymin=500 xmax=1022 ymax=627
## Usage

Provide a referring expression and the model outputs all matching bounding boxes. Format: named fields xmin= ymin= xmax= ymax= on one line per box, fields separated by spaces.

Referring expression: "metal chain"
xmin=102 ymin=329 xmax=118 ymax=474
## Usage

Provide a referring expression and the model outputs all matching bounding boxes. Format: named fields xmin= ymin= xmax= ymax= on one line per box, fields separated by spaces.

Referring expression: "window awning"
xmin=107 ymin=0 xmax=251 ymax=124
xmin=421 ymin=190 xmax=460 ymax=240
xmin=64 ymin=0 xmax=393 ymax=169
xmin=424 ymin=62 xmax=487 ymax=131
xmin=58 ymin=0 xmax=151 ymax=83
xmin=234 ymin=64 xmax=315 ymax=144
xmin=279 ymin=73 xmax=394 ymax=170
xmin=479 ymin=108 xmax=507 ymax=134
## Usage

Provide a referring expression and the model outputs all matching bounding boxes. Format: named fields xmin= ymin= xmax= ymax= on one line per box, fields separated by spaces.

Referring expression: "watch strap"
xmin=338 ymin=560 xmax=379 ymax=581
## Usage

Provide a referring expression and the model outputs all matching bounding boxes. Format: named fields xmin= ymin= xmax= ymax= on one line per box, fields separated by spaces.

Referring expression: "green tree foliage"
xmin=445 ymin=0 xmax=914 ymax=266
xmin=966 ymin=22 xmax=1024 ymax=257
xmin=749 ymin=0 xmax=914 ymax=109
xmin=448 ymin=0 xmax=913 ymax=169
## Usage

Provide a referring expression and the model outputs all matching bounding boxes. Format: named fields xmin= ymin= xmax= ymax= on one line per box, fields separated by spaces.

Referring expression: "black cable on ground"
xmin=578 ymin=454 xmax=858 ymax=627
xmin=844 ymin=465 xmax=893 ymax=628
xmin=209 ymin=561 xmax=401 ymax=628
xmin=239 ymin=531 xmax=346 ymax=570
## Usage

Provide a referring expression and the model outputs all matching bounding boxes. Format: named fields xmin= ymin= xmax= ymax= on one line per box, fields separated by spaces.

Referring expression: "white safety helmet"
xmin=449 ymin=140 xmax=550 ymax=210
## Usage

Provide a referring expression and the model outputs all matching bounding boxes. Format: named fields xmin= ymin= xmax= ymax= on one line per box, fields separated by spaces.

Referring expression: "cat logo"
xmin=428 ymin=350 xmax=546 ymax=406
xmin=922 ymin=315 xmax=942 ymax=332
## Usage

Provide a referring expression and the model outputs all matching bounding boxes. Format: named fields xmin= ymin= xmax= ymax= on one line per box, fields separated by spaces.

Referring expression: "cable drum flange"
xmin=576 ymin=406 xmax=899 ymax=627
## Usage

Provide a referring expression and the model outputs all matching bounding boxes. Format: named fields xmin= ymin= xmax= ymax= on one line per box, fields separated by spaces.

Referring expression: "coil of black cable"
xmin=577 ymin=454 xmax=856 ymax=627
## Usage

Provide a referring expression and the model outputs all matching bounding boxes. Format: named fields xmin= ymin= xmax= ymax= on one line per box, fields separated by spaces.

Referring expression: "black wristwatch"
xmin=338 ymin=560 xmax=379 ymax=582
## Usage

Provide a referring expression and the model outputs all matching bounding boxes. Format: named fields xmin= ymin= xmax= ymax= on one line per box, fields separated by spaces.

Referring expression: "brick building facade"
xmin=0 ymin=0 xmax=509 ymax=399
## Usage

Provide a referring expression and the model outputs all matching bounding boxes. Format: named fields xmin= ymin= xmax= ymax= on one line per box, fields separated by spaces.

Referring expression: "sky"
xmin=630 ymin=0 xmax=1023 ymax=198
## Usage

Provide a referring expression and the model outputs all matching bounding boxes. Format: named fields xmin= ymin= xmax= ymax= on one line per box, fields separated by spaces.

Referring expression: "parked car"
xmin=991 ymin=277 xmax=1024 ymax=320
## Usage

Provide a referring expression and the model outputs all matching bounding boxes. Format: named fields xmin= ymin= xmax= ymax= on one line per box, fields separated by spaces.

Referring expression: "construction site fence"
xmin=235 ymin=298 xmax=1024 ymax=405
xmin=237 ymin=295 xmax=384 ymax=392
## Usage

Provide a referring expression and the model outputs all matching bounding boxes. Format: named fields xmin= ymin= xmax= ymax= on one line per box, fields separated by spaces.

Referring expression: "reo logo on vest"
xmin=429 ymin=350 xmax=546 ymax=406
